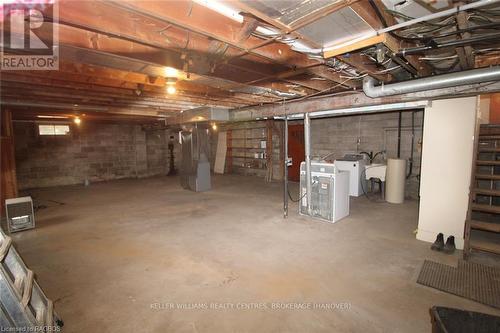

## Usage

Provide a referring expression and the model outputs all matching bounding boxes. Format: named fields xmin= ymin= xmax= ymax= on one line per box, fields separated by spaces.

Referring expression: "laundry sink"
xmin=365 ymin=163 xmax=387 ymax=181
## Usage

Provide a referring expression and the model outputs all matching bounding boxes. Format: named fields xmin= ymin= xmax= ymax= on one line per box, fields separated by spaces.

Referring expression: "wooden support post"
xmin=1 ymin=109 xmax=19 ymax=216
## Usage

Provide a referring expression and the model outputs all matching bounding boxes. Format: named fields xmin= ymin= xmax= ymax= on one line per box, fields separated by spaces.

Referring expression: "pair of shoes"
xmin=431 ymin=233 xmax=456 ymax=254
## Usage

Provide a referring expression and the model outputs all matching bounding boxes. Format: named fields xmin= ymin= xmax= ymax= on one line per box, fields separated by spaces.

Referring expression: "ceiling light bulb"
xmin=164 ymin=67 xmax=178 ymax=77
xmin=167 ymin=86 xmax=176 ymax=95
xmin=74 ymin=117 xmax=81 ymax=125
xmin=212 ymin=123 xmax=217 ymax=130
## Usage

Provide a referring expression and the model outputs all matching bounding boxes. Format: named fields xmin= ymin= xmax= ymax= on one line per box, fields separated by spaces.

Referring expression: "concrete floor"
xmin=9 ymin=175 xmax=500 ymax=332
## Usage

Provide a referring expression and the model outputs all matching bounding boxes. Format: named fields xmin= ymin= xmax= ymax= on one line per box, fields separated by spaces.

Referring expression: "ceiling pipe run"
xmin=363 ymin=66 xmax=500 ymax=98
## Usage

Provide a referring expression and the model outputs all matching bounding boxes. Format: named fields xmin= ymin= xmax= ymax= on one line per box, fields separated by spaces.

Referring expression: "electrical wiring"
xmin=340 ymin=74 xmax=367 ymax=80
xmin=425 ymin=57 xmax=460 ymax=71
xmin=386 ymin=9 xmax=457 ymax=27
xmin=420 ymin=47 xmax=500 ymax=62
xmin=373 ymin=65 xmax=402 ymax=74
xmin=419 ymin=54 xmax=458 ymax=61
xmin=287 ymin=188 xmax=306 ymax=202
xmin=477 ymin=8 xmax=500 ymax=16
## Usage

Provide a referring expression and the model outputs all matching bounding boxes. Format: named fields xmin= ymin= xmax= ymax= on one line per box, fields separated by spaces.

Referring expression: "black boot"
xmin=443 ymin=236 xmax=456 ymax=254
xmin=431 ymin=233 xmax=444 ymax=251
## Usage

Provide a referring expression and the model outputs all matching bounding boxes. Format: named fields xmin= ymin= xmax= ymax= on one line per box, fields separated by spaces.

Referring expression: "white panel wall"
xmin=417 ymin=97 xmax=478 ymax=249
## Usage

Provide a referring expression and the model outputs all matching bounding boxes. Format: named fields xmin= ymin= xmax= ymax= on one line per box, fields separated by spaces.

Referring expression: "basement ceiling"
xmin=296 ymin=6 xmax=374 ymax=46
xmin=240 ymin=0 xmax=342 ymax=26
xmin=1 ymin=0 xmax=499 ymax=122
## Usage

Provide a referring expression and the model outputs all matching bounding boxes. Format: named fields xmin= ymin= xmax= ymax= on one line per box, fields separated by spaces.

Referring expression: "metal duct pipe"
xmin=363 ymin=66 xmax=500 ymax=98
xmin=304 ymin=113 xmax=312 ymax=216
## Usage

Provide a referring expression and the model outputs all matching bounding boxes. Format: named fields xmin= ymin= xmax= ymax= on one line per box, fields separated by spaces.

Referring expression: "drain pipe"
xmin=363 ymin=66 xmax=500 ymax=98
xmin=304 ymin=113 xmax=312 ymax=216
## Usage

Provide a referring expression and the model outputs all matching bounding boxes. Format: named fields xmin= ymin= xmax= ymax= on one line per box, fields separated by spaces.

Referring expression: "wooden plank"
xmin=214 ymin=131 xmax=227 ymax=174
xmin=471 ymin=203 xmax=500 ymax=214
xmin=469 ymin=220 xmax=500 ymax=233
xmin=475 ymin=174 xmax=500 ymax=180
xmin=476 ymin=160 xmax=500 ymax=166
xmin=0 ymin=110 xmax=18 ymax=216
xmin=478 ymin=148 xmax=500 ymax=153
xmin=456 ymin=7 xmax=474 ymax=70
xmin=473 ymin=188 xmax=500 ymax=196
xmin=324 ymin=34 xmax=395 ymax=58
xmin=469 ymin=239 xmax=500 ymax=255
xmin=479 ymin=135 xmax=500 ymax=140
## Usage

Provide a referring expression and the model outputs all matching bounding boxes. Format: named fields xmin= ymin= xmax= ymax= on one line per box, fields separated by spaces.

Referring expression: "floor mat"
xmin=417 ymin=260 xmax=500 ymax=309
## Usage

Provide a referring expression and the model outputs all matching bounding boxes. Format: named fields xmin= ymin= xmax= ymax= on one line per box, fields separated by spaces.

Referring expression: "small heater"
xmin=5 ymin=196 xmax=35 ymax=233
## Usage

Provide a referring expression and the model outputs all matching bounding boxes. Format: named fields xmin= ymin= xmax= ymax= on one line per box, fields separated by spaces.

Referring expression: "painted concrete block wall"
xmin=14 ymin=122 xmax=171 ymax=189
xmin=417 ymin=97 xmax=477 ymax=249
xmin=307 ymin=111 xmax=424 ymax=199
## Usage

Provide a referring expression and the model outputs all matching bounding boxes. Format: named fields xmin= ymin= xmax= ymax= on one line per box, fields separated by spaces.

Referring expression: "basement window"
xmin=38 ymin=124 xmax=70 ymax=136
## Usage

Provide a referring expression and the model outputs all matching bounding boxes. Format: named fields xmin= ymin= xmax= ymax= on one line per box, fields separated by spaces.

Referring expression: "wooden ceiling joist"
xmin=349 ymin=0 xmax=432 ymax=77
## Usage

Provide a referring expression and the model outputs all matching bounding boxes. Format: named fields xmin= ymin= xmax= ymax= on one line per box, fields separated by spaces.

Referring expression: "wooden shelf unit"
xmin=225 ymin=121 xmax=274 ymax=181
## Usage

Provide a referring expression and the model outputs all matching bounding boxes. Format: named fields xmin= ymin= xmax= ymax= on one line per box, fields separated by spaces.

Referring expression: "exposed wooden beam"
xmin=2 ymin=99 xmax=167 ymax=117
xmin=307 ymin=66 xmax=362 ymax=89
xmin=324 ymin=33 xmax=398 ymax=58
xmin=349 ymin=0 xmax=432 ymax=77
xmin=337 ymin=53 xmax=390 ymax=82
xmin=0 ymin=74 xmax=250 ymax=108
xmin=17 ymin=61 xmax=267 ymax=105
xmin=7 ymin=14 xmax=292 ymax=100
xmin=104 ymin=0 xmax=317 ymax=67
xmin=12 ymin=109 xmax=163 ymax=123
xmin=231 ymin=81 xmax=500 ymax=121
xmin=456 ymin=9 xmax=475 ymax=70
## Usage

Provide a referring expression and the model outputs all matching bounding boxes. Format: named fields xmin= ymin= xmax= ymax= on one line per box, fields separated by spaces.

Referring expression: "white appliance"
xmin=5 ymin=196 xmax=35 ymax=233
xmin=299 ymin=161 xmax=349 ymax=223
xmin=334 ymin=155 xmax=367 ymax=197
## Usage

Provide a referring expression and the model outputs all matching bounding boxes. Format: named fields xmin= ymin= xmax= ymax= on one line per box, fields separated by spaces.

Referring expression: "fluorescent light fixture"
xmin=37 ymin=115 xmax=68 ymax=119
xmin=193 ymin=0 xmax=243 ymax=23
xmin=194 ymin=0 xmax=319 ymax=54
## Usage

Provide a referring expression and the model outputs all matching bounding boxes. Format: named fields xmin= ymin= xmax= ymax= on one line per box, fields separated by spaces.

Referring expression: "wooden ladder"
xmin=464 ymin=124 xmax=500 ymax=258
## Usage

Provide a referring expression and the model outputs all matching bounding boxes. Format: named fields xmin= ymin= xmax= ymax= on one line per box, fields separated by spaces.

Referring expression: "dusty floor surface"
xmin=9 ymin=175 xmax=500 ymax=332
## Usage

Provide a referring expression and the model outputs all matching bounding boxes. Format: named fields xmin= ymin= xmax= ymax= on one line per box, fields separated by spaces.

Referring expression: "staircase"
xmin=0 ymin=227 xmax=63 ymax=329
xmin=464 ymin=124 xmax=500 ymax=258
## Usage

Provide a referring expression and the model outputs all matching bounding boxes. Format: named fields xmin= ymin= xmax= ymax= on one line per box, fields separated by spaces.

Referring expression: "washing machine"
xmin=334 ymin=154 xmax=367 ymax=197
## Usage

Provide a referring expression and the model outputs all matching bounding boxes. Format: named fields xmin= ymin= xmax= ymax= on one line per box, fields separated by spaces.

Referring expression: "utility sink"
xmin=365 ymin=163 xmax=387 ymax=181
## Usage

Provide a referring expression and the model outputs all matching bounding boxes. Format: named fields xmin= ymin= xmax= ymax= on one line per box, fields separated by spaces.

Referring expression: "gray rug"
xmin=417 ymin=260 xmax=500 ymax=309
